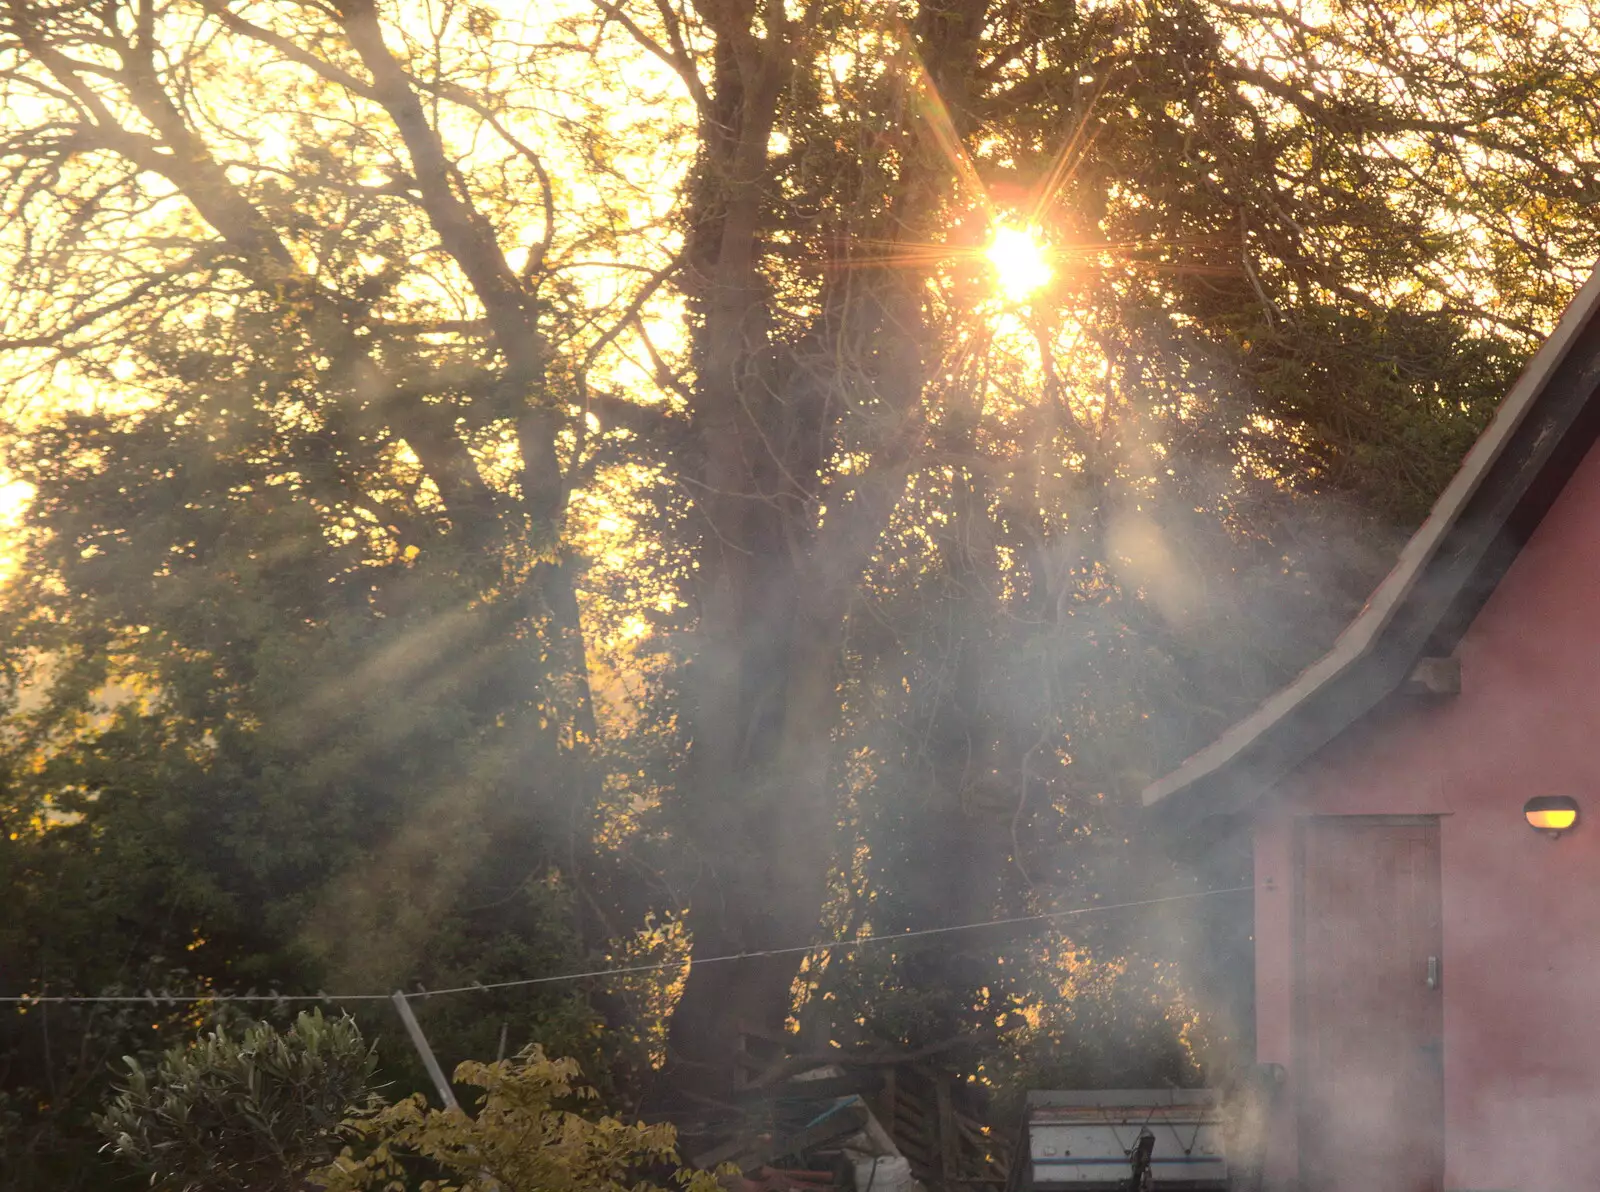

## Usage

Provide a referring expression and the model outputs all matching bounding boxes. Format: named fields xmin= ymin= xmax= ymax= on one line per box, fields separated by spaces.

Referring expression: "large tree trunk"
xmin=657 ymin=0 xmax=991 ymax=1093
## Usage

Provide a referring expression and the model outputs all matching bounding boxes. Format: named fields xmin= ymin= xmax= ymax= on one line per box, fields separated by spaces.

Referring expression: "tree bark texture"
xmin=660 ymin=0 xmax=992 ymax=1095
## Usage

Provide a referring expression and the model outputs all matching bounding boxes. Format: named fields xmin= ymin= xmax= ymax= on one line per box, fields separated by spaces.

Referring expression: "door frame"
xmin=1291 ymin=813 xmax=1446 ymax=1191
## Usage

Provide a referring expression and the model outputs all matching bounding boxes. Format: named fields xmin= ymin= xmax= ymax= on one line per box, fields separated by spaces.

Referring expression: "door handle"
xmin=1426 ymin=956 xmax=1440 ymax=989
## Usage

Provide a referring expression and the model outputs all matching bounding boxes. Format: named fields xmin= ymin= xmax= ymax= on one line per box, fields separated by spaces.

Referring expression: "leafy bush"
xmin=315 ymin=1045 xmax=720 ymax=1192
xmin=96 ymin=1009 xmax=378 ymax=1192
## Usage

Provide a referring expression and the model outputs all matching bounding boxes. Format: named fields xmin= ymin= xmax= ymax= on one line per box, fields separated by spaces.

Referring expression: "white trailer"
xmin=1023 ymin=1090 xmax=1228 ymax=1191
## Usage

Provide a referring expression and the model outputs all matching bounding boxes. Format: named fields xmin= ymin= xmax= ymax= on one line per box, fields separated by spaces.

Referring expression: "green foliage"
xmin=96 ymin=1010 xmax=379 ymax=1192
xmin=315 ymin=1046 xmax=721 ymax=1192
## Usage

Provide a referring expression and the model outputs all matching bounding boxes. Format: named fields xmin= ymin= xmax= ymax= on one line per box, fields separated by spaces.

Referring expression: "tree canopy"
xmin=2 ymin=0 xmax=1597 ymax=1183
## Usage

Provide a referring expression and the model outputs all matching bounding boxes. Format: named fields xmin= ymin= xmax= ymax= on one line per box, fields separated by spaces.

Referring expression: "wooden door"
xmin=1296 ymin=816 xmax=1443 ymax=1192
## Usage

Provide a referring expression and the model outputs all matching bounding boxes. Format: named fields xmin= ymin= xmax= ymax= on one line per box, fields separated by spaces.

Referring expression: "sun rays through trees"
xmin=2 ymin=0 xmax=1599 ymax=1182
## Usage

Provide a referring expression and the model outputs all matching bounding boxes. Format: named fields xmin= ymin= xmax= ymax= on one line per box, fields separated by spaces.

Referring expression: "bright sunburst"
xmin=985 ymin=224 xmax=1053 ymax=300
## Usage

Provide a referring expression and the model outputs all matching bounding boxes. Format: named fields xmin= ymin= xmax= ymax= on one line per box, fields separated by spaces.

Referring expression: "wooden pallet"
xmin=708 ymin=1027 xmax=1012 ymax=1192
xmin=871 ymin=1063 xmax=1011 ymax=1191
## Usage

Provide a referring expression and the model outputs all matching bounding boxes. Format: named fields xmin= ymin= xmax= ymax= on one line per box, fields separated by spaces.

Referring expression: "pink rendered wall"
xmin=1251 ymin=437 xmax=1600 ymax=1192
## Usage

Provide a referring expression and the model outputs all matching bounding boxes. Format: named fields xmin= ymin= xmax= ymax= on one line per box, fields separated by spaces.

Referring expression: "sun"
xmin=985 ymin=224 xmax=1052 ymax=300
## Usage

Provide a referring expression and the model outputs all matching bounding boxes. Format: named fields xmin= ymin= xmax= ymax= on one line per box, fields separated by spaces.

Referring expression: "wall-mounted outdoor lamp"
xmin=1524 ymin=795 xmax=1579 ymax=839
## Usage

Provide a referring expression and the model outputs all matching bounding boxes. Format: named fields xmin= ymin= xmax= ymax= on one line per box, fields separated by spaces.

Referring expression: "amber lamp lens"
xmin=1524 ymin=796 xmax=1579 ymax=834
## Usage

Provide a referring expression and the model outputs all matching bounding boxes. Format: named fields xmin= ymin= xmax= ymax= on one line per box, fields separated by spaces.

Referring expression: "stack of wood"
xmin=869 ymin=1064 xmax=1011 ymax=1191
xmin=678 ymin=1026 xmax=1012 ymax=1192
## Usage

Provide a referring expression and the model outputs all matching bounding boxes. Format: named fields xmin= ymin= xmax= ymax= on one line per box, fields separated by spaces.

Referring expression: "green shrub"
xmin=96 ymin=1009 xmax=378 ymax=1192
xmin=315 ymin=1045 xmax=720 ymax=1192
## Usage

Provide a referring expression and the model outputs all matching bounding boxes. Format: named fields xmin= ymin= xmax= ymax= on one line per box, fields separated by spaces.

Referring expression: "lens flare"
xmin=986 ymin=224 xmax=1052 ymax=300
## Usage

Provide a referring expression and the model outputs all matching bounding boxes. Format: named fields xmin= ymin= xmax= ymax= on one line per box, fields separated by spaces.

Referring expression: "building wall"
xmin=1252 ymin=437 xmax=1600 ymax=1192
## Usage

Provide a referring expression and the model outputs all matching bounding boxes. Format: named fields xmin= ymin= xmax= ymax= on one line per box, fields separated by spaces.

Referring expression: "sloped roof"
xmin=1143 ymin=262 xmax=1600 ymax=834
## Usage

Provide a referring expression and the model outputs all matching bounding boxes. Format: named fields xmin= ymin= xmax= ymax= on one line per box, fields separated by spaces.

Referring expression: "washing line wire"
xmin=0 ymin=884 xmax=1253 ymax=1007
